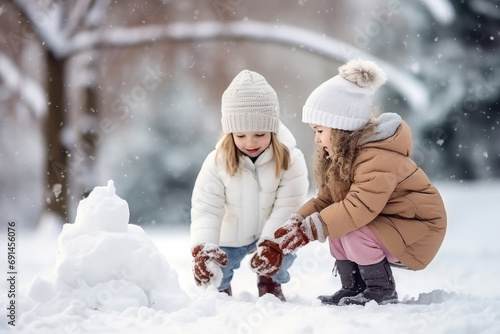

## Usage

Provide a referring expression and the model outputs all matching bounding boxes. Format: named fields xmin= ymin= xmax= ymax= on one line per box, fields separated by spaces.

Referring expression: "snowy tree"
xmin=3 ymin=0 xmax=473 ymax=226
xmin=421 ymin=0 xmax=500 ymax=180
xmin=5 ymin=0 xmax=114 ymax=224
xmin=367 ymin=0 xmax=500 ymax=180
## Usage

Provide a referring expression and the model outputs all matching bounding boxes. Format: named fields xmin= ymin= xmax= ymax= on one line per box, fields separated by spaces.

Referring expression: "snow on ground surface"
xmin=1 ymin=181 xmax=500 ymax=333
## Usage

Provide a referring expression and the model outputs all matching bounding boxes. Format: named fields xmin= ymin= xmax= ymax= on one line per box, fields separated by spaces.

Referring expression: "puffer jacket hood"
xmin=362 ymin=113 xmax=411 ymax=156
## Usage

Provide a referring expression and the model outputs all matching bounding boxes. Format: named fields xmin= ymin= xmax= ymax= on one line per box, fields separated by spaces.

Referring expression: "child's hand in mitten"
xmin=274 ymin=212 xmax=326 ymax=254
xmin=283 ymin=213 xmax=304 ymax=225
xmin=249 ymin=240 xmax=283 ymax=276
xmin=192 ymin=243 xmax=228 ymax=287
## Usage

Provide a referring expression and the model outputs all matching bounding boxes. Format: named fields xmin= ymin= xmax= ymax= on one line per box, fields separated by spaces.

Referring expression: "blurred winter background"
xmin=1 ymin=0 xmax=499 ymax=229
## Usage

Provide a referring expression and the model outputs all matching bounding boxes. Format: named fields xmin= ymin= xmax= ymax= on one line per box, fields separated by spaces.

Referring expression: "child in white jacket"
xmin=190 ymin=70 xmax=309 ymax=301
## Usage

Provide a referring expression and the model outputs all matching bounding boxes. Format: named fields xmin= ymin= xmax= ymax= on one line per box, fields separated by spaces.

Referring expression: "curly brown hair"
xmin=313 ymin=120 xmax=378 ymax=190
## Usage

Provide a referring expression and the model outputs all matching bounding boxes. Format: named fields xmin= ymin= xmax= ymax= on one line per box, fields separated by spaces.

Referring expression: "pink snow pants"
xmin=329 ymin=225 xmax=398 ymax=265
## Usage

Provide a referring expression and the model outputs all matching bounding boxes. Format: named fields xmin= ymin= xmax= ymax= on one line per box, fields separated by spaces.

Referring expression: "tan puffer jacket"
xmin=298 ymin=114 xmax=447 ymax=270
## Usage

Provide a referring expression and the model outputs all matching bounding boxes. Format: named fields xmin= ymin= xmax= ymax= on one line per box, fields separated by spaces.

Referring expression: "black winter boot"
xmin=339 ymin=258 xmax=398 ymax=306
xmin=318 ymin=260 xmax=366 ymax=305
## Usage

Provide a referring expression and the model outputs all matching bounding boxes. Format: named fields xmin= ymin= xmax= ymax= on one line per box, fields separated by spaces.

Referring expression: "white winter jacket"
xmin=190 ymin=122 xmax=309 ymax=248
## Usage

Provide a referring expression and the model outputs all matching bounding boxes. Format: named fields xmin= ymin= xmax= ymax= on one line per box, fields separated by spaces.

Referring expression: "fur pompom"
xmin=338 ymin=59 xmax=387 ymax=89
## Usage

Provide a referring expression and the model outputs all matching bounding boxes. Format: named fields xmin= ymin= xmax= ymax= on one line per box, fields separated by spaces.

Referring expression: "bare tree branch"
xmin=83 ymin=0 xmax=111 ymax=27
xmin=65 ymin=0 xmax=94 ymax=37
xmin=12 ymin=0 xmax=69 ymax=57
xmin=9 ymin=2 xmax=430 ymax=111
xmin=0 ymin=52 xmax=47 ymax=117
xmin=69 ymin=20 xmax=429 ymax=111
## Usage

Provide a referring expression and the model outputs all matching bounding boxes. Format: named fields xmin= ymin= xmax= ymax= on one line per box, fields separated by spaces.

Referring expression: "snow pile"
xmin=20 ymin=180 xmax=189 ymax=324
xmin=73 ymin=179 xmax=130 ymax=233
xmin=2 ymin=181 xmax=499 ymax=334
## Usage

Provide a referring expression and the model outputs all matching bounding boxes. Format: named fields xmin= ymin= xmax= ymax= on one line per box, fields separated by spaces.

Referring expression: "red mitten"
xmin=284 ymin=213 xmax=304 ymax=225
xmin=249 ymin=240 xmax=283 ymax=277
xmin=274 ymin=212 xmax=326 ymax=254
xmin=192 ymin=243 xmax=228 ymax=286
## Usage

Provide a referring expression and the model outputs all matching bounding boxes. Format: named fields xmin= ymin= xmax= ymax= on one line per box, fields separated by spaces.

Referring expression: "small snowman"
xmin=28 ymin=180 xmax=190 ymax=313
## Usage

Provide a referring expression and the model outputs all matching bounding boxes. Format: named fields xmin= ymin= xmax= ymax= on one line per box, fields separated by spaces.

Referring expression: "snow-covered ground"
xmin=1 ymin=180 xmax=500 ymax=334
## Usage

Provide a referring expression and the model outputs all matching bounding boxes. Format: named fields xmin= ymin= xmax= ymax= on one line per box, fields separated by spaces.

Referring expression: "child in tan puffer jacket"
xmin=275 ymin=59 xmax=447 ymax=306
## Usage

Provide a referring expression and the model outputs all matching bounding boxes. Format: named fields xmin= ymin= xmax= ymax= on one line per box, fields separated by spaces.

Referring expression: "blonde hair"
xmin=215 ymin=133 xmax=290 ymax=178
xmin=313 ymin=120 xmax=377 ymax=190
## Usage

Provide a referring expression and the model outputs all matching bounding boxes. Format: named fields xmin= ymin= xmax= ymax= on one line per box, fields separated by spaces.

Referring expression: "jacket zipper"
xmin=242 ymin=158 xmax=260 ymax=242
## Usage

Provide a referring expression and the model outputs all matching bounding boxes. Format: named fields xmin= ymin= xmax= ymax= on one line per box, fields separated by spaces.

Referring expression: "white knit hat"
xmin=221 ymin=70 xmax=280 ymax=134
xmin=302 ymin=59 xmax=387 ymax=131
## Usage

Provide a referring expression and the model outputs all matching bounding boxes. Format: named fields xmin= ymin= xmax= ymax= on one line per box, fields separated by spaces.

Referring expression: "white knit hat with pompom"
xmin=302 ymin=59 xmax=387 ymax=131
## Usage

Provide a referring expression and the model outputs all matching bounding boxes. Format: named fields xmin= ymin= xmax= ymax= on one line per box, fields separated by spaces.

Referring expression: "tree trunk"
xmin=77 ymin=83 xmax=99 ymax=198
xmin=67 ymin=51 xmax=101 ymax=220
xmin=44 ymin=51 xmax=69 ymax=223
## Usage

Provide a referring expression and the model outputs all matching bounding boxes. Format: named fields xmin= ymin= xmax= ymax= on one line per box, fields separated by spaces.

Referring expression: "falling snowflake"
xmin=52 ymin=184 xmax=62 ymax=198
